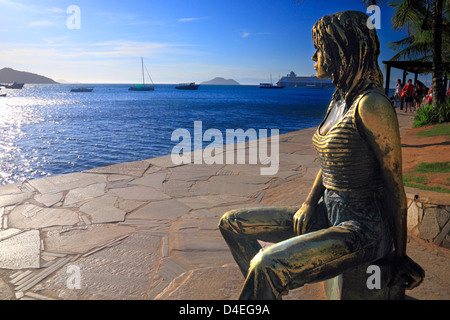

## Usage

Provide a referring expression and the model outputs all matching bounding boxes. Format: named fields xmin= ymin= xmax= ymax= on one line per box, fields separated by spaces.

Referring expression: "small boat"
xmin=175 ymin=82 xmax=200 ymax=90
xmin=5 ymin=82 xmax=24 ymax=89
xmin=259 ymin=83 xmax=285 ymax=89
xmin=129 ymin=57 xmax=155 ymax=91
xmin=70 ymin=87 xmax=94 ymax=92
xmin=0 ymin=94 xmax=6 ymax=97
xmin=259 ymin=74 xmax=285 ymax=89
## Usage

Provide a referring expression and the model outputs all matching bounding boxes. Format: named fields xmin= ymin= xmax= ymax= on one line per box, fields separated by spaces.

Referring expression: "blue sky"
xmin=0 ymin=0 xmax=433 ymax=85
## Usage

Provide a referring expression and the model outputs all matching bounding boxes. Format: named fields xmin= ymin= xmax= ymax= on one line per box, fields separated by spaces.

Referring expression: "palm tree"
xmin=371 ymin=0 xmax=448 ymax=107
xmin=431 ymin=0 xmax=446 ymax=107
xmin=388 ymin=2 xmax=449 ymax=59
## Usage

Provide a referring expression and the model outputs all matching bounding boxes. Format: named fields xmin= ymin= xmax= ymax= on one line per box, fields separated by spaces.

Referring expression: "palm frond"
xmin=388 ymin=0 xmax=430 ymax=34
xmin=388 ymin=39 xmax=432 ymax=61
xmin=387 ymin=0 xmax=449 ymax=63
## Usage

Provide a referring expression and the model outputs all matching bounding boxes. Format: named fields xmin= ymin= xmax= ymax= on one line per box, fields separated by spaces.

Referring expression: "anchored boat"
xmin=70 ymin=87 xmax=93 ymax=92
xmin=129 ymin=57 xmax=155 ymax=91
xmin=5 ymin=82 xmax=24 ymax=89
xmin=259 ymin=74 xmax=285 ymax=89
xmin=259 ymin=82 xmax=285 ymax=89
xmin=175 ymin=82 xmax=200 ymax=90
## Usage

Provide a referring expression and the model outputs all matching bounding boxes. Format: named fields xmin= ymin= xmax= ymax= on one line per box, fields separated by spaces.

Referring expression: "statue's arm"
xmin=356 ymin=93 xmax=424 ymax=289
xmin=293 ymin=169 xmax=325 ymax=235
xmin=356 ymin=94 xmax=407 ymax=258
xmin=305 ymin=168 xmax=326 ymax=206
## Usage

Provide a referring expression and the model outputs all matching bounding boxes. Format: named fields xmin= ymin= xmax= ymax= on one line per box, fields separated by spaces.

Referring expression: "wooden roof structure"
xmin=382 ymin=60 xmax=450 ymax=96
xmin=383 ymin=60 xmax=450 ymax=74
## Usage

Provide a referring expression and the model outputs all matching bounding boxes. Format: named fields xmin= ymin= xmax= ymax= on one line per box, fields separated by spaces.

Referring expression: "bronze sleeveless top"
xmin=312 ymin=91 xmax=383 ymax=192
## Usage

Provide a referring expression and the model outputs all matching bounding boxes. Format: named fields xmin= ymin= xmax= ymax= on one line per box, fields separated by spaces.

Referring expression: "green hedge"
xmin=413 ymin=100 xmax=450 ymax=128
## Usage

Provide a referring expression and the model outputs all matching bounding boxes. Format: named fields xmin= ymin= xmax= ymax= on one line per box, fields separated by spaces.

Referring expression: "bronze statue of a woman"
xmin=219 ymin=10 xmax=425 ymax=300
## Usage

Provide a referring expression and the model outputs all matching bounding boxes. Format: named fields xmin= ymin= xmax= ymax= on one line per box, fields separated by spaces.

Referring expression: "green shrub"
xmin=413 ymin=100 xmax=450 ymax=128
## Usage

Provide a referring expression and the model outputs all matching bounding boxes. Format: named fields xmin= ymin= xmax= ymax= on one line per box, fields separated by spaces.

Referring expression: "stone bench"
xmin=324 ymin=254 xmax=405 ymax=300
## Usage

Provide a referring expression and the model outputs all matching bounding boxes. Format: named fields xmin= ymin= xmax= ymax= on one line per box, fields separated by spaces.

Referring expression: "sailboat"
xmin=259 ymin=74 xmax=285 ymax=89
xmin=129 ymin=57 xmax=155 ymax=91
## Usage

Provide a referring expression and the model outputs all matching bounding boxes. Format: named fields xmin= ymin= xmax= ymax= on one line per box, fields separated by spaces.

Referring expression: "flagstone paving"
xmin=0 ymin=110 xmax=448 ymax=300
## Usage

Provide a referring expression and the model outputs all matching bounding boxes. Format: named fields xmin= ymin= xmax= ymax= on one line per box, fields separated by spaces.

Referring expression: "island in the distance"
xmin=201 ymin=77 xmax=240 ymax=85
xmin=0 ymin=67 xmax=58 ymax=84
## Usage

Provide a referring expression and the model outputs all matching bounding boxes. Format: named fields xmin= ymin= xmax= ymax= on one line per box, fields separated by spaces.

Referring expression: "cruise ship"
xmin=277 ymin=71 xmax=334 ymax=88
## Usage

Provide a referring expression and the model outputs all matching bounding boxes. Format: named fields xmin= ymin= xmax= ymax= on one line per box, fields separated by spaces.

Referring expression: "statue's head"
xmin=312 ymin=11 xmax=384 ymax=104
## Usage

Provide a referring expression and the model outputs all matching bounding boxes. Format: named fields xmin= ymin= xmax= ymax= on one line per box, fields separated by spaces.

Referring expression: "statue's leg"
xmin=219 ymin=206 xmax=299 ymax=277
xmin=238 ymin=223 xmax=379 ymax=300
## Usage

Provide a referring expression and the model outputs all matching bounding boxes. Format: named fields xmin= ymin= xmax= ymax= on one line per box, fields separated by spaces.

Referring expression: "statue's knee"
xmin=218 ymin=209 xmax=239 ymax=231
xmin=249 ymin=249 xmax=271 ymax=273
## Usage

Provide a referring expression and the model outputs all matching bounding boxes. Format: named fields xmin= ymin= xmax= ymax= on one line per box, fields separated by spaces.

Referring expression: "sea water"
xmin=0 ymin=84 xmax=335 ymax=184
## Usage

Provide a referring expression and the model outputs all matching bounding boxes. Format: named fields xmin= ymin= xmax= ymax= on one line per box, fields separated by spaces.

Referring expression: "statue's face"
xmin=311 ymin=48 xmax=331 ymax=79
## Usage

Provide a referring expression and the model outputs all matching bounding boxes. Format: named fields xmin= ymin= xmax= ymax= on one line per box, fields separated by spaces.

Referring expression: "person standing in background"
xmin=394 ymin=79 xmax=403 ymax=108
xmin=402 ymin=79 xmax=415 ymax=112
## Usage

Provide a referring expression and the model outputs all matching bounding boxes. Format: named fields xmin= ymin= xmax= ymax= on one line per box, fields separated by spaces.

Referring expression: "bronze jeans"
xmin=218 ymin=189 xmax=392 ymax=299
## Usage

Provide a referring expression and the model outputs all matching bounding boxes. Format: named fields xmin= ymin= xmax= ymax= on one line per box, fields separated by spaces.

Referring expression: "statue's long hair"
xmin=312 ymin=11 xmax=384 ymax=109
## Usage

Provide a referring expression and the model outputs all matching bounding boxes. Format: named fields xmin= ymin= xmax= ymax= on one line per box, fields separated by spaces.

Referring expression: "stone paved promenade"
xmin=0 ymin=110 xmax=448 ymax=300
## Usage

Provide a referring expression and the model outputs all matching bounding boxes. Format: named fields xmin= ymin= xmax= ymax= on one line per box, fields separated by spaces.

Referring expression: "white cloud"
xmin=94 ymin=11 xmax=164 ymax=27
xmin=178 ymin=17 xmax=197 ymax=22
xmin=177 ymin=16 xmax=209 ymax=23
xmin=41 ymin=36 xmax=71 ymax=45
xmin=48 ymin=7 xmax=65 ymax=14
xmin=241 ymin=31 xmax=272 ymax=38
xmin=0 ymin=39 xmax=209 ymax=82
xmin=0 ymin=1 xmax=63 ymax=15
xmin=0 ymin=0 xmax=26 ymax=7
xmin=0 ymin=2 xmax=66 ymax=30
xmin=29 ymin=20 xmax=55 ymax=27
xmin=1 ymin=44 xmax=147 ymax=63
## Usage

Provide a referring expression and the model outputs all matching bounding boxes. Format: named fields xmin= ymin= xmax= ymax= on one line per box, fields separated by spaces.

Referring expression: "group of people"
xmin=393 ymin=79 xmax=429 ymax=112
xmin=393 ymin=78 xmax=450 ymax=112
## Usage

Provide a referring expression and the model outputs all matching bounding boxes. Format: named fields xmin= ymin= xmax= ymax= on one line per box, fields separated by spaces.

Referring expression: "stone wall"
xmin=406 ymin=189 xmax=450 ymax=248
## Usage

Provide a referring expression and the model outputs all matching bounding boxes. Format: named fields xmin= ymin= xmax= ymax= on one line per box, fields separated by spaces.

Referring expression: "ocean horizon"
xmin=0 ymin=84 xmax=394 ymax=185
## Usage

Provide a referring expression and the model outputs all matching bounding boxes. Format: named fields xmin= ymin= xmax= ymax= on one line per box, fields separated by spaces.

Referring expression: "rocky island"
xmin=0 ymin=67 xmax=58 ymax=84
xmin=201 ymin=77 xmax=240 ymax=85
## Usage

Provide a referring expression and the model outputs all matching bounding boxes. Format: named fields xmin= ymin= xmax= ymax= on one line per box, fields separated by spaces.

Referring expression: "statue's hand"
xmin=293 ymin=203 xmax=316 ymax=236
xmin=390 ymin=255 xmax=425 ymax=290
